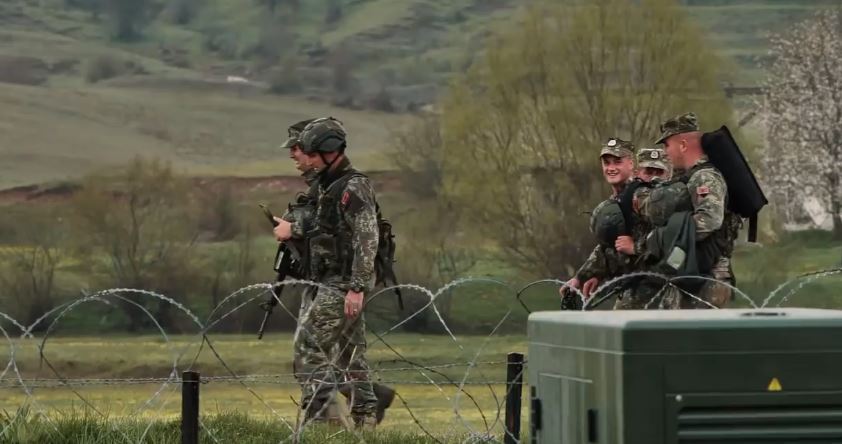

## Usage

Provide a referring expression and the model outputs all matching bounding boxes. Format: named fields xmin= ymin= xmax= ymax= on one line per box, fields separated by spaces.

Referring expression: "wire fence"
xmin=0 ymin=269 xmax=840 ymax=443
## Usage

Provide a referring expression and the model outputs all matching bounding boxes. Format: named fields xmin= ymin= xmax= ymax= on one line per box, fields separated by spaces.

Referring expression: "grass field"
xmin=0 ymin=333 xmax=527 ymax=441
xmin=0 ymin=411 xmax=477 ymax=443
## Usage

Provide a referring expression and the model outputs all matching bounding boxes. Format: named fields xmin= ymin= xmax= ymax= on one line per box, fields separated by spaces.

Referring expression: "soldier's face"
xmin=637 ymin=167 xmax=669 ymax=183
xmin=600 ymin=155 xmax=634 ymax=186
xmin=663 ymin=136 xmax=685 ymax=169
xmin=289 ymin=146 xmax=311 ymax=172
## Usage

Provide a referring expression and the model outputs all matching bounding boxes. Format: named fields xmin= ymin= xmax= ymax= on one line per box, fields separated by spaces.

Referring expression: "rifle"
xmin=257 ymin=204 xmax=304 ymax=340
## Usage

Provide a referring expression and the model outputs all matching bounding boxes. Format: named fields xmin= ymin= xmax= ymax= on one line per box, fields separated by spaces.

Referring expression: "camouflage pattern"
xmin=589 ymin=199 xmax=626 ymax=247
xmin=283 ymin=171 xmax=319 ymax=241
xmin=655 ymin=112 xmax=700 ymax=144
xmin=289 ymin=118 xmax=317 ymax=137
xmin=600 ymin=137 xmax=635 ymax=158
xmin=280 ymin=118 xmax=317 ymax=150
xmin=299 ymin=117 xmax=348 ymax=154
xmin=637 ymin=181 xmax=693 ymax=227
xmin=576 ymin=197 xmax=632 ymax=282
xmin=686 ymin=159 xmax=727 ymax=241
xmin=294 ymin=286 xmax=376 ymax=416
xmin=637 ymin=147 xmax=669 ymax=171
xmin=634 ymin=160 xmax=738 ymax=309
xmin=293 ymin=156 xmax=379 ymax=417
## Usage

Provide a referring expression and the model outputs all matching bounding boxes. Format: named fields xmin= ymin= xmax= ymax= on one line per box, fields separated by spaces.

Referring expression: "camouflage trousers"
xmin=612 ymin=279 xmax=665 ymax=310
xmin=662 ymin=257 xmax=734 ymax=309
xmin=293 ymin=286 xmax=377 ymax=417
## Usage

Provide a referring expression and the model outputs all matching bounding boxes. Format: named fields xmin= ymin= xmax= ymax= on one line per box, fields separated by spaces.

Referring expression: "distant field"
xmin=0 ymin=0 xmax=836 ymax=187
xmin=0 ymin=80 xmax=404 ymax=188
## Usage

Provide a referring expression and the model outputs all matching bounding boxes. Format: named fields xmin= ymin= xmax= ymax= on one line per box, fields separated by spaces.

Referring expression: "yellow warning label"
xmin=767 ymin=377 xmax=783 ymax=392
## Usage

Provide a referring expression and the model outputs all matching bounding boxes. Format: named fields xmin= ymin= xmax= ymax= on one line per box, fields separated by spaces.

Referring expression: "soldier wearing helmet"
xmin=272 ymin=117 xmax=383 ymax=428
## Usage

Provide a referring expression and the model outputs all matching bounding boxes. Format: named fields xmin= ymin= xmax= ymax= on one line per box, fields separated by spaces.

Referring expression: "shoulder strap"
xmin=325 ymin=169 xmax=367 ymax=199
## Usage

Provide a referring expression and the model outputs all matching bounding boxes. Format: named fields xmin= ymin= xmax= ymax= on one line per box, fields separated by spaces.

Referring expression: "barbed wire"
xmin=0 ymin=270 xmax=838 ymax=443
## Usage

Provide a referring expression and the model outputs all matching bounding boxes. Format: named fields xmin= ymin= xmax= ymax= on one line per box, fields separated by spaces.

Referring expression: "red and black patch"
xmin=341 ymin=191 xmax=351 ymax=207
xmin=697 ymin=185 xmax=710 ymax=196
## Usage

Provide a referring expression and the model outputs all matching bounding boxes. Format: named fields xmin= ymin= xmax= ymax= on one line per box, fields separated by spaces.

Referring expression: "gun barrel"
xmin=257 ymin=311 xmax=271 ymax=340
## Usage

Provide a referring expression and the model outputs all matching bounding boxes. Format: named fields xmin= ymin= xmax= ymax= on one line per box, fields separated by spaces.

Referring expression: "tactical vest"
xmin=309 ymin=168 xmax=399 ymax=289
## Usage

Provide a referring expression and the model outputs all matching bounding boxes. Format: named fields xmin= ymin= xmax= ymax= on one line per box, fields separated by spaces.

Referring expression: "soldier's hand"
xmin=559 ymin=277 xmax=580 ymax=298
xmin=582 ymin=277 xmax=600 ymax=299
xmin=344 ymin=290 xmax=364 ymax=319
xmin=273 ymin=218 xmax=293 ymax=241
xmin=615 ymin=235 xmax=635 ymax=255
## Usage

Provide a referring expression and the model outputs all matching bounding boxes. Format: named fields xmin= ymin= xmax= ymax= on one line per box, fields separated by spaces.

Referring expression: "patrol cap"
xmin=279 ymin=118 xmax=316 ymax=150
xmin=289 ymin=118 xmax=316 ymax=138
xmin=637 ymin=147 xmax=669 ymax=170
xmin=599 ymin=138 xmax=634 ymax=159
xmin=655 ymin=112 xmax=699 ymax=144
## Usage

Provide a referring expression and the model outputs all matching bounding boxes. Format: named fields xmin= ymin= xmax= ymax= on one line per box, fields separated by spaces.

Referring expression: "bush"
xmin=268 ymin=62 xmax=301 ymax=95
xmin=83 ymin=55 xmax=145 ymax=83
xmin=369 ymin=88 xmax=396 ymax=113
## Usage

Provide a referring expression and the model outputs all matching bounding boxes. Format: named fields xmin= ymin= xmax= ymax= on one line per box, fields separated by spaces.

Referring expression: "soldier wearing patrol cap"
xmin=608 ymin=147 xmax=674 ymax=309
xmin=560 ymin=138 xmax=636 ymax=304
xmin=637 ymin=112 xmax=738 ymax=309
xmin=635 ymin=147 xmax=671 ymax=183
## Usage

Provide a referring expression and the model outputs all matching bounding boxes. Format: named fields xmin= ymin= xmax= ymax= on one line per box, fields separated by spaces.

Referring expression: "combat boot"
xmin=339 ymin=383 xmax=396 ymax=424
xmin=372 ymin=383 xmax=396 ymax=424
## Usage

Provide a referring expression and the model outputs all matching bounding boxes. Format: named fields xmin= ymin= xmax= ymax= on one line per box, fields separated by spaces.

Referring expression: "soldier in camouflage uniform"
xmin=650 ymin=112 xmax=740 ymax=308
xmin=611 ymin=147 xmax=672 ymax=309
xmin=560 ymin=138 xmax=635 ymax=303
xmin=273 ymin=117 xmax=382 ymax=427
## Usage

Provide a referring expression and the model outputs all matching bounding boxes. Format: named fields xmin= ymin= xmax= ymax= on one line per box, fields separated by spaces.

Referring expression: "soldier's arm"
xmin=688 ymin=169 xmax=727 ymax=241
xmin=341 ymin=177 xmax=379 ymax=293
xmin=575 ymin=245 xmax=608 ymax=281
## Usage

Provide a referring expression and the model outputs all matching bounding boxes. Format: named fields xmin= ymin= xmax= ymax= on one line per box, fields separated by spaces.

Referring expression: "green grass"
xmin=0 ymin=409 xmax=474 ymax=443
xmin=0 ymin=333 xmax=527 ymax=440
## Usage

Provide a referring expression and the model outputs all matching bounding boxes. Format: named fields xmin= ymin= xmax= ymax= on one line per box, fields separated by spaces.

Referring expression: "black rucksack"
xmin=701 ymin=126 xmax=768 ymax=242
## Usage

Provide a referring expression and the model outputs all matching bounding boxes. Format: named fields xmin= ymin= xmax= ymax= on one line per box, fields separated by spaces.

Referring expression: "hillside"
xmin=0 ymin=0 xmax=836 ymax=188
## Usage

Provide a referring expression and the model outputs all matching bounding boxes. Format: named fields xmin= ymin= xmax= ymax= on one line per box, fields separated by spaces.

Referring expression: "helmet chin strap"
xmin=316 ymin=144 xmax=347 ymax=175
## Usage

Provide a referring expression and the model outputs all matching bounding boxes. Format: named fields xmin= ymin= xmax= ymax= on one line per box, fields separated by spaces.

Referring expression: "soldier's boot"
xmin=303 ymin=393 xmax=349 ymax=426
xmin=373 ymin=383 xmax=395 ymax=425
xmin=338 ymin=383 xmax=395 ymax=425
xmin=352 ymin=414 xmax=377 ymax=431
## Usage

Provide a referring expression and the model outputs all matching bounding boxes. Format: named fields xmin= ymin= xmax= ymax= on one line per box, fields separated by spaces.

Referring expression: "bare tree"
xmin=0 ymin=242 xmax=63 ymax=328
xmin=763 ymin=8 xmax=842 ymax=238
xmin=69 ymin=157 xmax=199 ymax=331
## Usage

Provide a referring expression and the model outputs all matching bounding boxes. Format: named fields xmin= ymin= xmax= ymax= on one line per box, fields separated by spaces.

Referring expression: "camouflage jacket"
xmin=309 ymin=158 xmax=379 ymax=293
xmin=685 ymin=158 xmax=727 ymax=241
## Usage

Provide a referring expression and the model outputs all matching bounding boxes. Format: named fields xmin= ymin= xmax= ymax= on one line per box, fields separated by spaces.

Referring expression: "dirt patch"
xmin=0 ymin=55 xmax=49 ymax=85
xmin=0 ymin=173 xmax=405 ymax=205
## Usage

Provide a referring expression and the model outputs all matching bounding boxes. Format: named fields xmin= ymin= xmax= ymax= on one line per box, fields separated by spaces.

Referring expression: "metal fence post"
xmin=182 ymin=370 xmax=200 ymax=444
xmin=504 ymin=352 xmax=525 ymax=444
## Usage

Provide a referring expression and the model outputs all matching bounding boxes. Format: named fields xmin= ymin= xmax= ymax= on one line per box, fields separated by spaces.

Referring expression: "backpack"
xmin=700 ymin=126 xmax=768 ymax=242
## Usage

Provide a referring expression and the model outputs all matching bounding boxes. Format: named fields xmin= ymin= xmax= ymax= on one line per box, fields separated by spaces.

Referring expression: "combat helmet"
xmin=590 ymin=200 xmax=626 ymax=246
xmin=298 ymin=117 xmax=347 ymax=154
